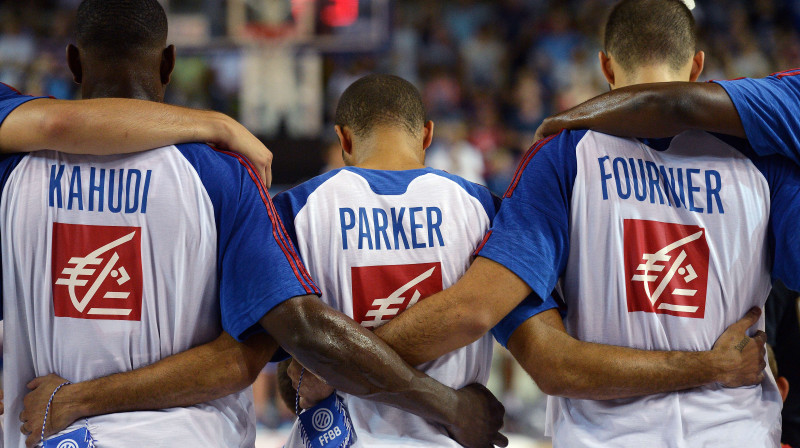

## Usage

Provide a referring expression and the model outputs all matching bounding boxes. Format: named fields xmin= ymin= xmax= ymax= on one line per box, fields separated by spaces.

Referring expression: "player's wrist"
xmin=417 ymin=378 xmax=459 ymax=427
xmin=52 ymin=383 xmax=92 ymax=422
xmin=704 ymin=348 xmax=732 ymax=385
xmin=195 ymin=110 xmax=235 ymax=148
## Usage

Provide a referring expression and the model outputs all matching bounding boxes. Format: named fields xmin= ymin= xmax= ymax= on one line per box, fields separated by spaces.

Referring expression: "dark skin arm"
xmin=20 ymin=332 xmax=275 ymax=447
xmin=373 ymin=257 xmax=767 ymax=399
xmin=23 ymin=294 xmax=506 ymax=448
xmin=534 ymin=82 xmax=745 ymax=142
xmin=0 ymin=98 xmax=273 ymax=185
xmin=260 ymin=294 xmax=507 ymax=448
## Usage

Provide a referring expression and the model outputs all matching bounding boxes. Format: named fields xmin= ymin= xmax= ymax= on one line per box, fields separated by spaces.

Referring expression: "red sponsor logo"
xmin=351 ymin=262 xmax=443 ymax=328
xmin=52 ymin=223 xmax=143 ymax=321
xmin=624 ymin=219 xmax=709 ymax=318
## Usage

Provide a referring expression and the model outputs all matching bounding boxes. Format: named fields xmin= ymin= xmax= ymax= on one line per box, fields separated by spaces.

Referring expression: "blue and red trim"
xmin=504 ymin=131 xmax=562 ymax=198
xmin=214 ymin=148 xmax=320 ymax=295
xmin=473 ymin=230 xmax=492 ymax=256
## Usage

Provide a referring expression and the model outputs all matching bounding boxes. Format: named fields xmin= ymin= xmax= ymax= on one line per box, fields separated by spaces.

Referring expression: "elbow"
xmin=534 ymin=374 xmax=569 ymax=397
xmin=39 ymin=106 xmax=72 ymax=143
xmin=448 ymin=298 xmax=495 ymax=346
xmin=277 ymin=296 xmax=330 ymax=357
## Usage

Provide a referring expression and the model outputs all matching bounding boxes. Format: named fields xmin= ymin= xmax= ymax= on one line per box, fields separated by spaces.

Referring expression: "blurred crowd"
xmin=2 ymin=0 xmax=800 ymax=194
xmin=1 ymin=0 xmax=799 ymax=442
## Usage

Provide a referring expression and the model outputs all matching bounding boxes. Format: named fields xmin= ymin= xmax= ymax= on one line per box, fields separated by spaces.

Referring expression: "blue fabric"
xmin=478 ymin=131 xmax=583 ymax=343
xmin=478 ymin=130 xmax=582 ymax=299
xmin=0 ymin=83 xmax=45 ymax=128
xmin=744 ymin=154 xmax=800 ymax=293
xmin=176 ymin=143 xmax=320 ymax=342
xmin=491 ymin=292 xmax=560 ymax=347
xmin=715 ymin=72 xmax=800 ymax=164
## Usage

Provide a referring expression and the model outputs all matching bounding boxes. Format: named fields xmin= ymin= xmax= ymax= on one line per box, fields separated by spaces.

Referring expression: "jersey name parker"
xmin=276 ymin=167 xmax=499 ymax=448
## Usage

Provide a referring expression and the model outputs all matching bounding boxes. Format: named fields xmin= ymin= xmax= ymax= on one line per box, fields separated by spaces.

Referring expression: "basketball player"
xmin=5 ymin=1 xmax=505 ymax=447
xmin=272 ymin=73 xmax=514 ymax=447
xmin=27 ymin=55 xmax=763 ymax=445
xmin=22 ymin=22 xmax=767 ymax=448
xmin=361 ymin=0 xmax=797 ymax=446
xmin=529 ymin=13 xmax=800 ymax=448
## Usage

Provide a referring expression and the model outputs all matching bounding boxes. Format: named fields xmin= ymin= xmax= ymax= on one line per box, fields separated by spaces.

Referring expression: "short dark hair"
xmin=604 ymin=0 xmax=696 ymax=72
xmin=76 ymin=0 xmax=168 ymax=58
xmin=335 ymin=74 xmax=426 ymax=138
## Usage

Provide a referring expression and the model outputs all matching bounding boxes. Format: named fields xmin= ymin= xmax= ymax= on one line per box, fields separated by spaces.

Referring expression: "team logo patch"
xmin=351 ymin=262 xmax=443 ymax=328
xmin=624 ymin=219 xmax=709 ymax=318
xmin=52 ymin=223 xmax=143 ymax=321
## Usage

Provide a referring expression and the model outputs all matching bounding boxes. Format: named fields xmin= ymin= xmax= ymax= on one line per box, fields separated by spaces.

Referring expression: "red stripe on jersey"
xmin=771 ymin=67 xmax=800 ymax=77
xmin=230 ymin=150 xmax=319 ymax=294
xmin=776 ymin=70 xmax=800 ymax=80
xmin=504 ymin=131 xmax=562 ymax=198
xmin=707 ymin=77 xmax=746 ymax=82
xmin=214 ymin=148 xmax=319 ymax=295
xmin=0 ymin=82 xmax=23 ymax=95
xmin=473 ymin=230 xmax=493 ymax=256
xmin=232 ymin=152 xmax=319 ymax=293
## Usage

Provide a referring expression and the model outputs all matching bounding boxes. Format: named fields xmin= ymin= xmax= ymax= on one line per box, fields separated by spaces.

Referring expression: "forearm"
xmin=0 ymin=98 xmax=235 ymax=154
xmin=373 ymin=287 xmax=488 ymax=366
xmin=262 ymin=295 xmax=458 ymax=427
xmin=57 ymin=332 xmax=275 ymax=420
xmin=539 ymin=82 xmax=745 ymax=139
xmin=508 ymin=310 xmax=723 ymax=400
xmin=375 ymin=257 xmax=533 ymax=366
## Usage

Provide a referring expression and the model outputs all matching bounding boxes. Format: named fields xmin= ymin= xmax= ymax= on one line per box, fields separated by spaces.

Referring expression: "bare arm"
xmin=507 ymin=308 xmax=767 ymax=400
xmin=20 ymin=332 xmax=275 ymax=447
xmin=535 ymin=82 xmax=745 ymax=141
xmin=375 ymin=257 xmax=532 ymax=366
xmin=0 ymin=98 xmax=273 ymax=185
xmin=373 ymin=257 xmax=767 ymax=399
xmin=260 ymin=294 xmax=507 ymax=448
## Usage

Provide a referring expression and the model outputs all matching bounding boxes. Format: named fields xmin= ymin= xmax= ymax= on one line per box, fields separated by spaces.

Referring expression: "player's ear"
xmin=599 ymin=51 xmax=615 ymax=87
xmin=689 ymin=50 xmax=705 ymax=82
xmin=335 ymin=125 xmax=353 ymax=156
xmin=66 ymin=44 xmax=82 ymax=84
xmin=160 ymin=45 xmax=176 ymax=85
xmin=422 ymin=121 xmax=434 ymax=151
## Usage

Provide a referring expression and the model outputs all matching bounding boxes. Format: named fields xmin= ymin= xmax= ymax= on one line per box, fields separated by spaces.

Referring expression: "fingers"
xmin=26 ymin=375 xmax=49 ymax=390
xmin=731 ymin=307 xmax=761 ymax=331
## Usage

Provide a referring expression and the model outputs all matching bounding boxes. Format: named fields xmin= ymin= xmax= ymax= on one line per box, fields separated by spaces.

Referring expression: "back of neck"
xmin=81 ymin=67 xmax=163 ymax=101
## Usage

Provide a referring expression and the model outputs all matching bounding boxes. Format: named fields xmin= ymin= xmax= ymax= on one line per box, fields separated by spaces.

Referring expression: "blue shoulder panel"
xmin=0 ymin=83 xmax=46 ymax=130
xmin=176 ymin=143 xmax=319 ymax=342
xmin=478 ymin=129 xmax=584 ymax=341
xmin=714 ymin=73 xmax=800 ymax=165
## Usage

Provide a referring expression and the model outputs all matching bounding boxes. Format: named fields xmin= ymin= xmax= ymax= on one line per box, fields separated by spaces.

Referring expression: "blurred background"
xmin=1 ymin=0 xmax=799 ymax=447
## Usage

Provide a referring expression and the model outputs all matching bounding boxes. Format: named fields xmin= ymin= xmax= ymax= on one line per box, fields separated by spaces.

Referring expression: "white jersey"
xmin=0 ymin=141 xmax=317 ymax=447
xmin=275 ymin=167 xmax=497 ymax=447
xmin=479 ymin=130 xmax=798 ymax=447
